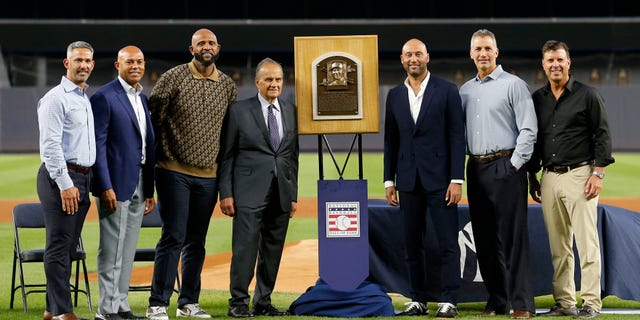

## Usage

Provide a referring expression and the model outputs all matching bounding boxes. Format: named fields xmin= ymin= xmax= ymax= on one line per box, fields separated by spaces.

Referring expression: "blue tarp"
xmin=367 ymin=201 xmax=640 ymax=303
xmin=289 ymin=279 xmax=395 ymax=317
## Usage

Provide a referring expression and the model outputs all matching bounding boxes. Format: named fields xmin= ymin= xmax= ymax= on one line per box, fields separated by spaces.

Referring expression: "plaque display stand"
xmin=289 ymin=35 xmax=393 ymax=317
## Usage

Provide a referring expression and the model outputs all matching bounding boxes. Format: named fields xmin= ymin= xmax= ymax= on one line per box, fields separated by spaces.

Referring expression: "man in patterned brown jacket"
xmin=145 ymin=28 xmax=238 ymax=320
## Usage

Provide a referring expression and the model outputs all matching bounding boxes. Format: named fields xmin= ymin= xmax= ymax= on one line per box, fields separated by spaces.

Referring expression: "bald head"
xmin=118 ymin=45 xmax=143 ymax=60
xmin=115 ymin=45 xmax=145 ymax=87
xmin=402 ymin=38 xmax=427 ymax=54
xmin=189 ymin=28 xmax=220 ymax=67
xmin=192 ymin=28 xmax=217 ymax=46
xmin=400 ymin=38 xmax=430 ymax=79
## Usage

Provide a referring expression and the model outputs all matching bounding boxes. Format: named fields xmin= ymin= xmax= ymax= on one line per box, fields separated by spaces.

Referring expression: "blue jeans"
xmin=149 ymin=168 xmax=218 ymax=307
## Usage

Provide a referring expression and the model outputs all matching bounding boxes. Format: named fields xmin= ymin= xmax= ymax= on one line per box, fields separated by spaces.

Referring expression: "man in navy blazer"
xmin=219 ymin=58 xmax=299 ymax=318
xmin=90 ymin=45 xmax=155 ymax=320
xmin=383 ymin=39 xmax=465 ymax=318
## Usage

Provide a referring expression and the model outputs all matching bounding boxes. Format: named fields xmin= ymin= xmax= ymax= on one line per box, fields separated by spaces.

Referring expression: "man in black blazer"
xmin=219 ymin=58 xmax=299 ymax=318
xmin=383 ymin=39 xmax=466 ymax=318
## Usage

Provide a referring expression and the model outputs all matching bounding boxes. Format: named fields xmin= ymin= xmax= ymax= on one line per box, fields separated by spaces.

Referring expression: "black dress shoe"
xmin=94 ymin=313 xmax=123 ymax=320
xmin=253 ymin=304 xmax=290 ymax=316
xmin=228 ymin=305 xmax=255 ymax=318
xmin=117 ymin=311 xmax=146 ymax=319
xmin=537 ymin=303 xmax=578 ymax=317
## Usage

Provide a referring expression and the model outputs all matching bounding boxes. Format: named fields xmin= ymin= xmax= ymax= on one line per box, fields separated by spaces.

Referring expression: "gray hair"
xmin=255 ymin=57 xmax=283 ymax=79
xmin=66 ymin=41 xmax=94 ymax=59
xmin=470 ymin=29 xmax=498 ymax=49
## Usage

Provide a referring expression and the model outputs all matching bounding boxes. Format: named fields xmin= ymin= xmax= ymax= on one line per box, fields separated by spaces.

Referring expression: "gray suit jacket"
xmin=218 ymin=94 xmax=299 ymax=211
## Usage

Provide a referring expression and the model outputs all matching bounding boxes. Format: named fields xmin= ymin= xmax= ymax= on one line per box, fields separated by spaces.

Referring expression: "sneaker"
xmin=576 ymin=305 xmax=600 ymax=319
xmin=436 ymin=302 xmax=458 ymax=318
xmin=177 ymin=303 xmax=212 ymax=318
xmin=537 ymin=303 xmax=578 ymax=317
xmin=397 ymin=301 xmax=428 ymax=316
xmin=146 ymin=306 xmax=169 ymax=320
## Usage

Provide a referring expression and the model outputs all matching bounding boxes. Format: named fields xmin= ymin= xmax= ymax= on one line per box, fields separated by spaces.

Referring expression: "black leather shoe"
xmin=117 ymin=311 xmax=146 ymax=319
xmin=537 ymin=303 xmax=578 ymax=317
xmin=253 ymin=304 xmax=290 ymax=316
xmin=94 ymin=313 xmax=123 ymax=320
xmin=228 ymin=305 xmax=255 ymax=318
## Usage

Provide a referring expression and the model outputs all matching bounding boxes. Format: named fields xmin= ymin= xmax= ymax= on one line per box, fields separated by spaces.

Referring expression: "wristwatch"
xmin=592 ymin=171 xmax=605 ymax=179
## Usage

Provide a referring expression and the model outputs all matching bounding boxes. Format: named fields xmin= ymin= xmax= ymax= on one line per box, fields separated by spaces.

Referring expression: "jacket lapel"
xmin=280 ymin=101 xmax=293 ymax=147
xmin=414 ymin=79 xmax=436 ymax=128
xmin=398 ymin=87 xmax=415 ymax=130
xmin=248 ymin=97 xmax=272 ymax=149
xmin=114 ymin=81 xmax=142 ymax=136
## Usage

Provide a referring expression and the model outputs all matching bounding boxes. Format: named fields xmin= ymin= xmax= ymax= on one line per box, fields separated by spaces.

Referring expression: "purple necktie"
xmin=267 ymin=104 xmax=281 ymax=151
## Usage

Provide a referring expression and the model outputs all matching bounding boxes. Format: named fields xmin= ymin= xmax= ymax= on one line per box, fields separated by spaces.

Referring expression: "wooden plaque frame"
xmin=294 ymin=35 xmax=380 ymax=134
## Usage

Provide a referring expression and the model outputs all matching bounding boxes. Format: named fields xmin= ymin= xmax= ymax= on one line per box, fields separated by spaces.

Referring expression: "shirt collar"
xmin=542 ymin=74 xmax=576 ymax=94
xmin=475 ymin=64 xmax=504 ymax=82
xmin=61 ymin=75 xmax=89 ymax=95
xmin=565 ymin=74 xmax=576 ymax=92
xmin=403 ymin=71 xmax=431 ymax=91
xmin=117 ymin=76 xmax=143 ymax=95
xmin=258 ymin=94 xmax=280 ymax=112
xmin=188 ymin=61 xmax=219 ymax=81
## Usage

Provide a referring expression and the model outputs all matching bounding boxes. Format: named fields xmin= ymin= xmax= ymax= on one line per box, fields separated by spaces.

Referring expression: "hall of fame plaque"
xmin=312 ymin=52 xmax=363 ymax=120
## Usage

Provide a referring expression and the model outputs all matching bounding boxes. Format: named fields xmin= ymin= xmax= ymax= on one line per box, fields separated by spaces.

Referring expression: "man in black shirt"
xmin=527 ymin=40 xmax=615 ymax=319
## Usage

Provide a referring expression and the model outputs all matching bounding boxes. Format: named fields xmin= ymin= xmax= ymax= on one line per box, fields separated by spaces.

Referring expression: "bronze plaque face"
xmin=313 ymin=55 xmax=362 ymax=120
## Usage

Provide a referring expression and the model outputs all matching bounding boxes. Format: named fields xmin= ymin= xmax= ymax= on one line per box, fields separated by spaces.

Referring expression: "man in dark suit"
xmin=90 ymin=45 xmax=155 ymax=320
xmin=219 ymin=57 xmax=299 ymax=318
xmin=383 ymin=38 xmax=465 ymax=318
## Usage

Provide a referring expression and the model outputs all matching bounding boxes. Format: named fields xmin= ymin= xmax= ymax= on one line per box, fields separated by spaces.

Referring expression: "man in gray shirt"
xmin=459 ymin=29 xmax=537 ymax=319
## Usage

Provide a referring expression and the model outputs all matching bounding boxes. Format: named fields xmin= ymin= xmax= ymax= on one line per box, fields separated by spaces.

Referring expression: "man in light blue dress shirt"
xmin=37 ymin=41 xmax=96 ymax=320
xmin=459 ymin=29 xmax=537 ymax=319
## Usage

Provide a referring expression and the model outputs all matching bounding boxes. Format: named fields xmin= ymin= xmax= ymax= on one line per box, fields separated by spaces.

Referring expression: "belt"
xmin=544 ymin=161 xmax=592 ymax=174
xmin=66 ymin=162 xmax=91 ymax=175
xmin=469 ymin=149 xmax=514 ymax=163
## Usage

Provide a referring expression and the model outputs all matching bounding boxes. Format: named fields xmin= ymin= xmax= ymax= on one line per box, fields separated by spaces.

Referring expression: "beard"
xmin=194 ymin=51 xmax=219 ymax=67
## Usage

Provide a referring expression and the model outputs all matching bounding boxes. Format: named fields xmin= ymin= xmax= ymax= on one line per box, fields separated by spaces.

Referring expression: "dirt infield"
xmin=3 ymin=197 xmax=638 ymax=223
xmin=4 ymin=197 xmax=639 ymax=294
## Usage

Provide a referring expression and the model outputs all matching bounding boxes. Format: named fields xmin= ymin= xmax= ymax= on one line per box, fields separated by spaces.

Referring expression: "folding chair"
xmin=10 ymin=202 xmax=93 ymax=311
xmin=129 ymin=204 xmax=180 ymax=294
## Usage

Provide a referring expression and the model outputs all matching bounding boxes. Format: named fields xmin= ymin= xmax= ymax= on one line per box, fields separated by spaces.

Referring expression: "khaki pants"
xmin=540 ymin=164 xmax=602 ymax=311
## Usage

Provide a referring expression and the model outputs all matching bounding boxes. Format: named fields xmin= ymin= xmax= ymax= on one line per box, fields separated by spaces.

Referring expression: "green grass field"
xmin=2 ymin=152 xmax=639 ymax=200
xmin=1 ymin=152 xmax=639 ymax=319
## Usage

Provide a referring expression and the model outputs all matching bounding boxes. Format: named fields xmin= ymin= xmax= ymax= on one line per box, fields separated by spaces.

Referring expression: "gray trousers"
xmin=96 ymin=175 xmax=145 ymax=314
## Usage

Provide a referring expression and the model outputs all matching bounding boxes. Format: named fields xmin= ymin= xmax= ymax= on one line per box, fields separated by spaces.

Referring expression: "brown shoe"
xmin=52 ymin=312 xmax=88 ymax=320
xmin=510 ymin=310 xmax=532 ymax=319
xmin=44 ymin=311 xmax=53 ymax=320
